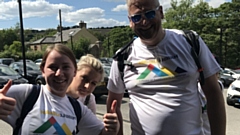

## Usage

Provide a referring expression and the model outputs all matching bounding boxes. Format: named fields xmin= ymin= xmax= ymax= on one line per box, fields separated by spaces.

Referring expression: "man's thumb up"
xmin=110 ymin=100 xmax=117 ymax=113
xmin=0 ymin=80 xmax=12 ymax=95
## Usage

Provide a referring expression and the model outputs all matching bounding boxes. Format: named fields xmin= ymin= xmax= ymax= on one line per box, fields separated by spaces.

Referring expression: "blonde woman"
xmin=67 ymin=54 xmax=104 ymax=114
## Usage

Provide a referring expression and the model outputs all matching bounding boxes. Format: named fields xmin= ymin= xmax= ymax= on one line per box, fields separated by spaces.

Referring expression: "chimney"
xmin=79 ymin=20 xmax=87 ymax=28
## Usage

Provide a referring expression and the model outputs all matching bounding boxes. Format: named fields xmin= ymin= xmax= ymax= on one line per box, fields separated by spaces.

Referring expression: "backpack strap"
xmin=13 ymin=85 xmax=41 ymax=135
xmin=182 ymin=30 xmax=205 ymax=85
xmin=68 ymin=96 xmax=81 ymax=134
xmin=113 ymin=38 xmax=135 ymax=80
xmin=84 ymin=94 xmax=91 ymax=105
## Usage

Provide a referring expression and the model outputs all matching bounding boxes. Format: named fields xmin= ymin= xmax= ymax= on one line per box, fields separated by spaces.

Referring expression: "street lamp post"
xmin=18 ymin=0 xmax=27 ymax=78
xmin=70 ymin=36 xmax=73 ymax=50
xmin=107 ymin=37 xmax=110 ymax=57
xmin=217 ymin=27 xmax=224 ymax=65
xmin=219 ymin=27 xmax=223 ymax=65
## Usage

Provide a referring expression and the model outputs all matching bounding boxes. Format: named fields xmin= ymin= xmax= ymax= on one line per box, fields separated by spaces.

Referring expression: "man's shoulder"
xmin=165 ymin=29 xmax=183 ymax=34
xmin=165 ymin=29 xmax=198 ymax=36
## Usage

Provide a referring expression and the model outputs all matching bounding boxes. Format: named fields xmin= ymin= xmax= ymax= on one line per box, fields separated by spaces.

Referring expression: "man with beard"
xmin=106 ymin=0 xmax=226 ymax=135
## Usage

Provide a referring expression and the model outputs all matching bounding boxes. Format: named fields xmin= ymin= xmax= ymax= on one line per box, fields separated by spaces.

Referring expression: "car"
xmin=93 ymin=66 xmax=111 ymax=99
xmin=226 ymin=76 xmax=240 ymax=106
xmin=34 ymin=58 xmax=42 ymax=66
xmin=35 ymin=75 xmax=46 ymax=85
xmin=0 ymin=64 xmax=28 ymax=88
xmin=18 ymin=59 xmax=35 ymax=64
xmin=0 ymin=58 xmax=15 ymax=66
xmin=219 ymin=69 xmax=235 ymax=87
xmin=99 ymin=58 xmax=111 ymax=67
xmin=222 ymin=68 xmax=240 ymax=79
xmin=9 ymin=62 xmax=41 ymax=84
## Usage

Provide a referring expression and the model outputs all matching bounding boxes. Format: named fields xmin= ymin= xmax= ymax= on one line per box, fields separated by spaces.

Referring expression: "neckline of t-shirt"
xmin=135 ymin=29 xmax=169 ymax=49
xmin=43 ymin=85 xmax=68 ymax=101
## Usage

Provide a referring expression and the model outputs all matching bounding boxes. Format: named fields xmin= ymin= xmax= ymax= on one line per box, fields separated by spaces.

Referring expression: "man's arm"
xmin=201 ymin=74 xmax=226 ymax=135
xmin=106 ymin=91 xmax=124 ymax=135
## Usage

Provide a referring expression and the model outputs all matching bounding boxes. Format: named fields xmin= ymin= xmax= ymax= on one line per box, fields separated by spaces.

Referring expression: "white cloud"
xmin=87 ymin=18 xmax=128 ymax=28
xmin=61 ymin=7 xmax=128 ymax=28
xmin=112 ymin=4 xmax=127 ymax=12
xmin=0 ymin=0 xmax=73 ymax=20
xmin=159 ymin=0 xmax=229 ymax=11
xmin=61 ymin=7 xmax=105 ymax=23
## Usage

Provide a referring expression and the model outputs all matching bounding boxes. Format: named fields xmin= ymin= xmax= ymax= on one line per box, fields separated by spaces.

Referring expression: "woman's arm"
xmin=0 ymin=80 xmax=16 ymax=120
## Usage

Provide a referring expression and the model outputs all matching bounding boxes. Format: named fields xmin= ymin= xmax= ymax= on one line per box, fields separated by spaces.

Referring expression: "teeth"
xmin=55 ymin=80 xmax=65 ymax=83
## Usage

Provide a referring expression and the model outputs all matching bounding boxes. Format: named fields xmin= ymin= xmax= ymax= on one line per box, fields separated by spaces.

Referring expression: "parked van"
xmin=0 ymin=58 xmax=15 ymax=66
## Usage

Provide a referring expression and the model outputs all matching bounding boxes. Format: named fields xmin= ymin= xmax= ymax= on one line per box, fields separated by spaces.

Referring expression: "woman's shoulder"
xmin=90 ymin=93 xmax=95 ymax=98
xmin=8 ymin=84 xmax=33 ymax=94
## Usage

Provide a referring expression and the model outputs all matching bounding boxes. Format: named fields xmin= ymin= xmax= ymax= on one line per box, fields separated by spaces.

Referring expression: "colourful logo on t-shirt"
xmin=137 ymin=64 xmax=175 ymax=79
xmin=136 ymin=59 xmax=186 ymax=79
xmin=33 ymin=116 xmax=72 ymax=135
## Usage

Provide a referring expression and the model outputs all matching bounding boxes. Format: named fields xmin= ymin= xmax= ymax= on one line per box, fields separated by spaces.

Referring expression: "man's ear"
xmin=130 ymin=23 xmax=133 ymax=28
xmin=128 ymin=17 xmax=133 ymax=28
xmin=159 ymin=6 xmax=164 ymax=19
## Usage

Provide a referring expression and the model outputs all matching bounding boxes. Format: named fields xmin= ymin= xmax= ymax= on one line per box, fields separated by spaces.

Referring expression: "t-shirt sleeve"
xmin=107 ymin=59 xmax=126 ymax=94
xmin=77 ymin=102 xmax=103 ymax=134
xmin=198 ymin=36 xmax=221 ymax=78
xmin=3 ymin=84 xmax=33 ymax=127
xmin=86 ymin=94 xmax=96 ymax=114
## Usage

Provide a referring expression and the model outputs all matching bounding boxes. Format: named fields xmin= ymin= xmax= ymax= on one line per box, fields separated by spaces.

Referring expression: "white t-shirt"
xmin=107 ymin=29 xmax=220 ymax=135
xmin=3 ymin=84 xmax=103 ymax=135
xmin=78 ymin=93 xmax=96 ymax=114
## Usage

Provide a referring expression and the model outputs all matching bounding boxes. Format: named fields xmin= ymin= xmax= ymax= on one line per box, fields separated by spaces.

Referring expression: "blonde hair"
xmin=77 ymin=54 xmax=104 ymax=79
xmin=40 ymin=44 xmax=77 ymax=71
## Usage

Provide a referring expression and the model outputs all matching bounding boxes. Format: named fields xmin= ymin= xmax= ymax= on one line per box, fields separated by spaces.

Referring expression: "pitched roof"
xmin=29 ymin=28 xmax=81 ymax=45
xmin=53 ymin=28 xmax=81 ymax=43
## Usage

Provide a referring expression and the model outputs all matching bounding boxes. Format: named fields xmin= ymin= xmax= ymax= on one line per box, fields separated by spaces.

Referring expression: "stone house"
xmin=29 ymin=21 xmax=101 ymax=58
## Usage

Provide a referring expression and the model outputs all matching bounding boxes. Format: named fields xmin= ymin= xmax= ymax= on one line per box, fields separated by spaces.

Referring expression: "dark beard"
xmin=134 ymin=28 xmax=154 ymax=40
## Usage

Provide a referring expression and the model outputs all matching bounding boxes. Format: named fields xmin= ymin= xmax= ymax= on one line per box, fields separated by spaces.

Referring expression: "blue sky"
xmin=0 ymin=0 xmax=231 ymax=30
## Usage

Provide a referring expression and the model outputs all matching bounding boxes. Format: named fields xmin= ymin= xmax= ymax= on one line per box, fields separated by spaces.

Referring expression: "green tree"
xmin=67 ymin=38 xmax=91 ymax=59
xmin=0 ymin=28 xmax=19 ymax=51
xmin=102 ymin=27 xmax=134 ymax=57
xmin=213 ymin=2 xmax=240 ymax=67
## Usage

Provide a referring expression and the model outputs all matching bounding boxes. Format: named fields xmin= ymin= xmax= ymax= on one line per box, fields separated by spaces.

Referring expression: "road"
xmin=0 ymin=89 xmax=240 ymax=135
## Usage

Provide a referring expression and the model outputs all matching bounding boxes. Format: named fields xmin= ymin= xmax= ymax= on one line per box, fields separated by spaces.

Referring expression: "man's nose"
xmin=141 ymin=15 xmax=148 ymax=25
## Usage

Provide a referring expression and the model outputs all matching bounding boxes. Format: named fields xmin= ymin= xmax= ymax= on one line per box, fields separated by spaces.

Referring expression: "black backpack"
xmin=113 ymin=30 xmax=205 ymax=85
xmin=13 ymin=85 xmax=81 ymax=135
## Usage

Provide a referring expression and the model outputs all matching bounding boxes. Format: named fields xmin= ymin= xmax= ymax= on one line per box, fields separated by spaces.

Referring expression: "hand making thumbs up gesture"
xmin=102 ymin=100 xmax=120 ymax=135
xmin=0 ymin=80 xmax=16 ymax=119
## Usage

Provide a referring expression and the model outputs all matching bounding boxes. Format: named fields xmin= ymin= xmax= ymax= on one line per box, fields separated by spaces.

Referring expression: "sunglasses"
xmin=129 ymin=6 xmax=159 ymax=24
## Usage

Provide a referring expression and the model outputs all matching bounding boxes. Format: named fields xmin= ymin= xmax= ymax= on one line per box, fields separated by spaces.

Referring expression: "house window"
xmin=34 ymin=45 xmax=37 ymax=51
